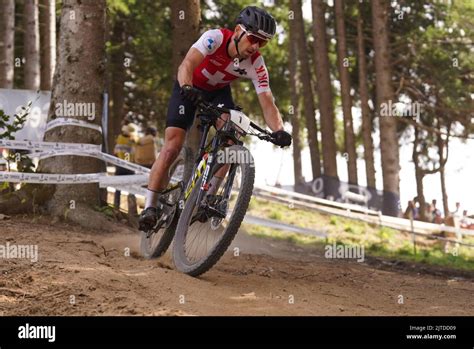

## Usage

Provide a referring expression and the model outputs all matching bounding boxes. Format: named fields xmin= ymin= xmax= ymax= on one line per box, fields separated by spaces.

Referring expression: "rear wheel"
xmin=140 ymin=147 xmax=192 ymax=259
xmin=173 ymin=145 xmax=255 ymax=276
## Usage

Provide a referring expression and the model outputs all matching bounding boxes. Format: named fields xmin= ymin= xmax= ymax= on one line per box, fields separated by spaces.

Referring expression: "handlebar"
xmin=198 ymin=99 xmax=230 ymax=115
xmin=197 ymin=100 xmax=275 ymax=143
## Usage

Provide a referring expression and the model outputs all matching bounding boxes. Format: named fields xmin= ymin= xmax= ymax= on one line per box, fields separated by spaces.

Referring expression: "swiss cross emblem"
xmin=202 ymin=69 xmax=229 ymax=86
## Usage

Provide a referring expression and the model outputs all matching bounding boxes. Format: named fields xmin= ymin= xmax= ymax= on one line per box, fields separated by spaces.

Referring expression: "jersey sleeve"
xmin=251 ymin=54 xmax=271 ymax=94
xmin=191 ymin=29 xmax=224 ymax=56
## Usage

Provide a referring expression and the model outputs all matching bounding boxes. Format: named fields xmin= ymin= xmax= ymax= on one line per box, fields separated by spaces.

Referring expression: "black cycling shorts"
xmin=166 ymin=81 xmax=235 ymax=130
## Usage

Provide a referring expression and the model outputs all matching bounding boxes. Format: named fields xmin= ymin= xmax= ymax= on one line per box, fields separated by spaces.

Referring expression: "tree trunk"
xmin=334 ymin=0 xmax=358 ymax=186
xmin=0 ymin=0 xmax=15 ymax=88
xmin=171 ymin=0 xmax=200 ymax=78
xmin=171 ymin=0 xmax=201 ymax=158
xmin=39 ymin=0 xmax=56 ymax=91
xmin=311 ymin=0 xmax=339 ymax=198
xmin=288 ymin=14 xmax=304 ymax=189
xmin=412 ymin=127 xmax=426 ymax=221
xmin=291 ymin=0 xmax=321 ymax=180
xmin=108 ymin=17 xmax=126 ymax=154
xmin=440 ymin=165 xmax=448 ymax=217
xmin=24 ymin=0 xmax=41 ymax=90
xmin=437 ymin=117 xmax=450 ymax=217
xmin=357 ymin=6 xmax=376 ymax=190
xmin=36 ymin=0 xmax=107 ymax=222
xmin=372 ymin=0 xmax=400 ymax=216
xmin=414 ymin=171 xmax=427 ymax=222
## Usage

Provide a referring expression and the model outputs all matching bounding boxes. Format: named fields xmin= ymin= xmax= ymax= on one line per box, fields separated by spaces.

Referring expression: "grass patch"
xmin=242 ymin=223 xmax=325 ymax=248
xmin=268 ymin=210 xmax=283 ymax=220
xmin=368 ymin=244 xmax=474 ymax=271
xmin=94 ymin=204 xmax=116 ymax=218
xmin=245 ymin=197 xmax=474 ymax=271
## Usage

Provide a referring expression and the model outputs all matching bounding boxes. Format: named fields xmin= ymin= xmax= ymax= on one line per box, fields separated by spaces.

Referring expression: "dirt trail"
xmin=1 ymin=216 xmax=473 ymax=316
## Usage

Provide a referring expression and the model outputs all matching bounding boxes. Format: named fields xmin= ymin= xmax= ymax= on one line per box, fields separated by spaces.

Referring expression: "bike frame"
xmin=183 ymin=111 xmax=243 ymax=206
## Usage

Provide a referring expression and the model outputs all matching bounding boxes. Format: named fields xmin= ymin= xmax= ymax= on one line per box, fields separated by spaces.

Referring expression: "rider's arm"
xmin=257 ymin=91 xmax=284 ymax=132
xmin=251 ymin=54 xmax=284 ymax=132
xmin=178 ymin=29 xmax=223 ymax=87
xmin=177 ymin=48 xmax=204 ymax=87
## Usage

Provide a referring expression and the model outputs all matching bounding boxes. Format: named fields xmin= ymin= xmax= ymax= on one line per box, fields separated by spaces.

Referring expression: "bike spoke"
xmin=140 ymin=152 xmax=188 ymax=259
xmin=182 ymin=164 xmax=243 ymax=264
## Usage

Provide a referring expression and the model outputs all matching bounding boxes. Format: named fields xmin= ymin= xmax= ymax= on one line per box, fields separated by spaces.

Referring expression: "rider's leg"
xmin=139 ymin=81 xmax=195 ymax=230
xmin=145 ymin=127 xmax=186 ymax=209
xmin=144 ymin=80 xmax=196 ymax=210
xmin=139 ymin=128 xmax=186 ymax=231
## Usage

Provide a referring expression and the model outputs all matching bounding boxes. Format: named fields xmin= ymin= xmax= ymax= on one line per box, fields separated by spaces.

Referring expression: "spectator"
xmin=404 ymin=200 xmax=419 ymax=220
xmin=113 ymin=125 xmax=135 ymax=210
xmin=431 ymin=199 xmax=442 ymax=223
xmin=0 ymin=148 xmax=6 ymax=171
xmin=460 ymin=210 xmax=472 ymax=229
xmin=423 ymin=202 xmax=433 ymax=222
xmin=121 ymin=116 xmax=139 ymax=143
xmin=451 ymin=202 xmax=462 ymax=228
xmin=433 ymin=210 xmax=443 ymax=224
xmin=452 ymin=202 xmax=461 ymax=216
xmin=134 ymin=127 xmax=157 ymax=169
xmin=121 ymin=115 xmax=132 ymax=127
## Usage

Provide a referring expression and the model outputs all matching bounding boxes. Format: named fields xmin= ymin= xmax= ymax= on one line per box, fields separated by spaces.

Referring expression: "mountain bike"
xmin=140 ymin=100 xmax=279 ymax=276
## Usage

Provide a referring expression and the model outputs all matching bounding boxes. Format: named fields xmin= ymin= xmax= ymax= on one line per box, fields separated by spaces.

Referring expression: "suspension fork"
xmin=196 ymin=135 xmax=221 ymax=206
xmin=221 ymin=164 xmax=238 ymax=200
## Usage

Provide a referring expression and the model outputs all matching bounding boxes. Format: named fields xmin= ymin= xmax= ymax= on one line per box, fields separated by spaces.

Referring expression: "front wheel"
xmin=173 ymin=145 xmax=255 ymax=276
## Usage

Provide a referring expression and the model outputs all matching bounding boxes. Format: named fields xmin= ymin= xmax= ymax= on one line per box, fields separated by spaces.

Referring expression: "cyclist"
xmin=139 ymin=6 xmax=292 ymax=231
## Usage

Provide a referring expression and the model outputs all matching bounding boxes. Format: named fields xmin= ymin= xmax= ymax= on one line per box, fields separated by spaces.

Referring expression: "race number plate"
xmin=229 ymin=110 xmax=251 ymax=134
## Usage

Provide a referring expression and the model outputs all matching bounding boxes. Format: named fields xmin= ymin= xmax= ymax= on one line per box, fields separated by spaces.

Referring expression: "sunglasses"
xmin=239 ymin=25 xmax=269 ymax=48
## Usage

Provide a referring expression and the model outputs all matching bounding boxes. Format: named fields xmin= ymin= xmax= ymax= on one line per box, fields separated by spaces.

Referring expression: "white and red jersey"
xmin=191 ymin=28 xmax=271 ymax=94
